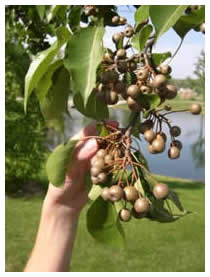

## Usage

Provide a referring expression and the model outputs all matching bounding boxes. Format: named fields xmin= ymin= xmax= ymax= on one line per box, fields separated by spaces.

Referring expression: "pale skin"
xmin=24 ymin=120 xmax=118 ymax=272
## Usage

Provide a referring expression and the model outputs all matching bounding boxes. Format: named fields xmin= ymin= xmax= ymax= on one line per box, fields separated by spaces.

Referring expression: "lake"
xmin=47 ymin=108 xmax=205 ymax=182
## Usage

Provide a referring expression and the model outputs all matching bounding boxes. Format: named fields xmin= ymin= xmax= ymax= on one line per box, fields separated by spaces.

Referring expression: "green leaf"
xmin=24 ymin=26 xmax=70 ymax=111
xmin=139 ymin=24 xmax=153 ymax=51
xmin=168 ymin=190 xmax=184 ymax=212
xmin=46 ymin=138 xmax=78 ymax=186
xmin=68 ymin=5 xmax=82 ymax=32
xmin=36 ymin=5 xmax=46 ymax=20
xmin=150 ymin=5 xmax=188 ymax=41
xmin=173 ymin=6 xmax=205 ymax=38
xmin=88 ymin=185 xmax=102 ymax=201
xmin=40 ymin=66 xmax=70 ymax=132
xmin=35 ymin=60 xmax=63 ymax=103
xmin=47 ymin=5 xmax=66 ymax=22
xmin=138 ymin=94 xmax=161 ymax=111
xmin=135 ymin=5 xmax=150 ymax=25
xmin=64 ymin=21 xmax=105 ymax=106
xmin=129 ymin=112 xmax=141 ymax=138
xmin=87 ymin=197 xmax=125 ymax=248
xmin=152 ymin=52 xmax=172 ymax=67
xmin=131 ymin=24 xmax=153 ymax=51
xmin=73 ymin=89 xmax=109 ymax=120
xmin=147 ymin=199 xmax=179 ymax=223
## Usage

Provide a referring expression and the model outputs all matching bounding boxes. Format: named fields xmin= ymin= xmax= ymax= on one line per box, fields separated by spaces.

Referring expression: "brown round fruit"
xmin=132 ymin=208 xmax=146 ymax=219
xmin=117 ymin=49 xmax=126 ymax=59
xmin=114 ymin=81 xmax=126 ymax=95
xmin=124 ymin=186 xmax=139 ymax=202
xmin=165 ymin=84 xmax=177 ymax=99
xmin=159 ymin=64 xmax=172 ymax=75
xmin=101 ymin=70 xmax=119 ymax=84
xmin=190 ymin=103 xmax=202 ymax=115
xmin=109 ymin=90 xmax=119 ymax=105
xmin=168 ymin=146 xmax=180 ymax=159
xmin=127 ymin=85 xmax=140 ymax=99
xmin=97 ymin=172 xmax=107 ymax=183
xmin=109 ymin=185 xmax=124 ymax=201
xmin=104 ymin=154 xmax=114 ymax=165
xmin=171 ymin=140 xmax=183 ymax=150
xmin=139 ymin=120 xmax=154 ymax=134
xmin=170 ymin=126 xmax=181 ymax=137
xmin=151 ymin=138 xmax=165 ymax=153
xmin=103 ymin=52 xmax=113 ymax=64
xmin=112 ymin=15 xmax=120 ymax=25
xmin=153 ymin=74 xmax=167 ymax=88
xmin=164 ymin=104 xmax=171 ymax=111
xmin=144 ymin=129 xmax=156 ymax=143
xmin=127 ymin=97 xmax=142 ymax=112
xmin=117 ymin=61 xmax=127 ymax=73
xmin=96 ymin=149 xmax=106 ymax=158
xmin=128 ymin=61 xmax=137 ymax=71
xmin=124 ymin=26 xmax=134 ymax=37
xmin=140 ymin=85 xmax=152 ymax=94
xmin=112 ymin=32 xmax=124 ymax=43
xmin=156 ymin=132 xmax=167 ymax=143
xmin=134 ymin=198 xmax=150 ymax=213
xmin=153 ymin=183 xmax=169 ymax=199
xmin=147 ymin=144 xmax=156 ymax=154
xmin=137 ymin=68 xmax=149 ymax=81
xmin=92 ymin=157 xmax=105 ymax=169
xmin=91 ymin=176 xmax=99 ymax=184
xmin=101 ymin=187 xmax=110 ymax=201
xmin=91 ymin=166 xmax=102 ymax=177
xmin=119 ymin=208 xmax=131 ymax=222
xmin=119 ymin=17 xmax=127 ymax=25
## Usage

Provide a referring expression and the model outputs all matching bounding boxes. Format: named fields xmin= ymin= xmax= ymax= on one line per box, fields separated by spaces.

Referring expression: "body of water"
xmin=47 ymin=108 xmax=205 ymax=182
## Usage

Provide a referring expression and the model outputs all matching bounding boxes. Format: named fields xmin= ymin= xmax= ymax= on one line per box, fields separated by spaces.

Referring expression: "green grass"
xmin=115 ymin=98 xmax=205 ymax=114
xmin=5 ymin=175 xmax=205 ymax=272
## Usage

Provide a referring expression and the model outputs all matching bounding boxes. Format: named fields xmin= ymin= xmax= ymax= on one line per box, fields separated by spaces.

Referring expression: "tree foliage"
xmin=5 ymin=5 xmax=205 ymax=246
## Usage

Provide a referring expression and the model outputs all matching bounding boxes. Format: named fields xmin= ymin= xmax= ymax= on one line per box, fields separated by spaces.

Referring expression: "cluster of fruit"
xmin=100 ymin=180 xmax=170 ymax=222
xmin=90 ymin=146 xmax=124 ymax=185
xmin=139 ymin=119 xmax=182 ymax=159
xmin=138 ymin=102 xmax=202 ymax=158
xmin=94 ymin=14 xmax=179 ymax=112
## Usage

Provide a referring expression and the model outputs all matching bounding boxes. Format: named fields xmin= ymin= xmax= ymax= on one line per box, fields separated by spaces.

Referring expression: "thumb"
xmin=76 ymin=138 xmax=98 ymax=161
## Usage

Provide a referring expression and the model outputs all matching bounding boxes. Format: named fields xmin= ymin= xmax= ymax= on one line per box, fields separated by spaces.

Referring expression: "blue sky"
xmin=103 ymin=5 xmax=205 ymax=79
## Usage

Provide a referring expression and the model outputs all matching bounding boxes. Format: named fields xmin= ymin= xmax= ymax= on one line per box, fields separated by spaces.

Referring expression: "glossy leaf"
xmin=138 ymin=94 xmax=161 ymax=111
xmin=68 ymin=5 xmax=82 ymax=32
xmin=168 ymin=190 xmax=184 ymax=212
xmin=173 ymin=6 xmax=205 ymax=38
xmin=46 ymin=138 xmax=78 ymax=187
xmin=47 ymin=5 xmax=66 ymax=22
xmin=139 ymin=24 xmax=153 ymax=51
xmin=40 ymin=67 xmax=70 ymax=132
xmin=87 ymin=197 xmax=125 ymax=248
xmin=152 ymin=52 xmax=172 ymax=67
xmin=73 ymin=89 xmax=109 ymax=120
xmin=35 ymin=60 xmax=63 ymax=103
xmin=135 ymin=5 xmax=150 ymax=25
xmin=88 ymin=185 xmax=102 ymax=201
xmin=24 ymin=26 xmax=70 ymax=111
xmin=150 ymin=5 xmax=187 ymax=41
xmin=65 ymin=21 xmax=105 ymax=106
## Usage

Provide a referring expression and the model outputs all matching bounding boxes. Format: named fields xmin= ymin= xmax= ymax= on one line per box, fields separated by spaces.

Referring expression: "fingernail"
xmin=84 ymin=139 xmax=97 ymax=151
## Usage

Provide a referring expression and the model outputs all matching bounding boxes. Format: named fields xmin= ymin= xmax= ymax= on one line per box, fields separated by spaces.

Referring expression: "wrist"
xmin=43 ymin=185 xmax=82 ymax=221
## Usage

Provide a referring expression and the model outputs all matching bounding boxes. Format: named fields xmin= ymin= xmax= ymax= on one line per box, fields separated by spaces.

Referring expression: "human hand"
xmin=44 ymin=121 xmax=118 ymax=217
